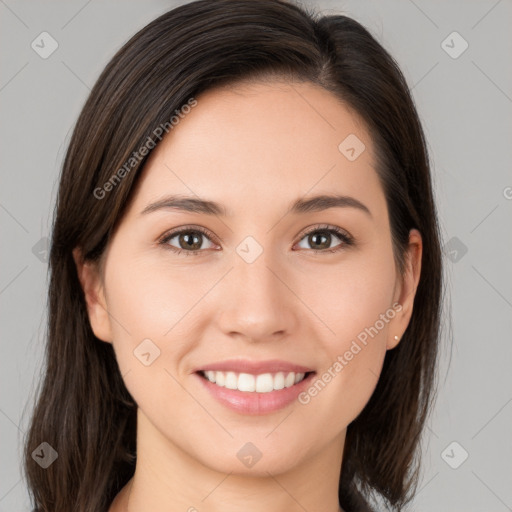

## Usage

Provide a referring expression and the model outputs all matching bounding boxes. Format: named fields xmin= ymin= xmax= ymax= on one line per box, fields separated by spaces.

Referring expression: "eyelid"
xmin=158 ymin=224 xmax=221 ymax=246
xmin=297 ymin=223 xmax=352 ymax=241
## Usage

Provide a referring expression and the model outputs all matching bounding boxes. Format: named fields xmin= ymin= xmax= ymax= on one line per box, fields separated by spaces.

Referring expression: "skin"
xmin=73 ymin=80 xmax=422 ymax=512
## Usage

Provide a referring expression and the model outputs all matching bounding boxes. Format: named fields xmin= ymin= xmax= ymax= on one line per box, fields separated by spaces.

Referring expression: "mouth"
xmin=193 ymin=358 xmax=316 ymax=414
xmin=197 ymin=369 xmax=315 ymax=393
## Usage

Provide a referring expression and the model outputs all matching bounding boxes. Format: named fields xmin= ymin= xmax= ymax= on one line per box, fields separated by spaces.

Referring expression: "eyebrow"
xmin=140 ymin=193 xmax=372 ymax=218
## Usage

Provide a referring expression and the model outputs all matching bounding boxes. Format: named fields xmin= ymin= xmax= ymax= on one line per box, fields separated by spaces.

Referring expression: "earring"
xmin=394 ymin=335 xmax=400 ymax=341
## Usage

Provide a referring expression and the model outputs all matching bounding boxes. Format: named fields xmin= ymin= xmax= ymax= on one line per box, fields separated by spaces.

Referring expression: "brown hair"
xmin=23 ymin=1 xmax=443 ymax=511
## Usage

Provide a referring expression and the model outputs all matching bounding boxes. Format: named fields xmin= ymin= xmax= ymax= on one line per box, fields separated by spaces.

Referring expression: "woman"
xmin=24 ymin=1 xmax=443 ymax=511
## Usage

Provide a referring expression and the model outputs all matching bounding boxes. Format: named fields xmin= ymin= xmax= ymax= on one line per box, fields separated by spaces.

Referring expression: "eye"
xmin=159 ymin=226 xmax=218 ymax=256
xmin=294 ymin=224 xmax=353 ymax=253
xmin=158 ymin=223 xmax=353 ymax=256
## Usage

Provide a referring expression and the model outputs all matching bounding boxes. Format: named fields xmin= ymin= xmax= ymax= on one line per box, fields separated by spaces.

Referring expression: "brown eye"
xmin=175 ymin=231 xmax=204 ymax=251
xmin=295 ymin=225 xmax=353 ymax=253
xmin=160 ymin=227 xmax=217 ymax=255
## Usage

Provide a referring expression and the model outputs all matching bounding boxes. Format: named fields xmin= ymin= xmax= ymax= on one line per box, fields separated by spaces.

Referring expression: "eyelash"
xmin=158 ymin=224 xmax=354 ymax=257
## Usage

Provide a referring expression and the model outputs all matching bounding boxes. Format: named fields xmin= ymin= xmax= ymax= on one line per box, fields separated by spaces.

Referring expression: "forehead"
xmin=126 ymin=80 xmax=385 ymax=219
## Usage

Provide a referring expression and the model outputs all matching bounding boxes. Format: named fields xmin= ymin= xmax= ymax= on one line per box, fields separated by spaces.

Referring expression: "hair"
xmin=23 ymin=1 xmax=443 ymax=511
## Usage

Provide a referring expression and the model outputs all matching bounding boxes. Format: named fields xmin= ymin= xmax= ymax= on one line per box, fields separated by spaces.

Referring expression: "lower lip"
xmin=195 ymin=372 xmax=315 ymax=415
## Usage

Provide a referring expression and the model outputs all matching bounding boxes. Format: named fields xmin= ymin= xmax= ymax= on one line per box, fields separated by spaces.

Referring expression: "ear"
xmin=387 ymin=228 xmax=423 ymax=350
xmin=72 ymin=247 xmax=113 ymax=343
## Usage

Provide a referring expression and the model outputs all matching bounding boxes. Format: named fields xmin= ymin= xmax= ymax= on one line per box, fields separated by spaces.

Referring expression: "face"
xmin=75 ymin=80 xmax=421 ymax=477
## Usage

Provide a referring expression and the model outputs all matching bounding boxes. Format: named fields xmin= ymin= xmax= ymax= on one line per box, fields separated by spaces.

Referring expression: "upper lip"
xmin=194 ymin=359 xmax=315 ymax=375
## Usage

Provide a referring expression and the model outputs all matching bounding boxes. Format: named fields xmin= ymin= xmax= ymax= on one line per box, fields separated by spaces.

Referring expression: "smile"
xmin=199 ymin=370 xmax=310 ymax=393
xmin=194 ymin=358 xmax=316 ymax=414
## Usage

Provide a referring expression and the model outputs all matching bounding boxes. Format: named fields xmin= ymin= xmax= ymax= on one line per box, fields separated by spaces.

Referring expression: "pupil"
xmin=310 ymin=232 xmax=330 ymax=249
xmin=181 ymin=232 xmax=201 ymax=250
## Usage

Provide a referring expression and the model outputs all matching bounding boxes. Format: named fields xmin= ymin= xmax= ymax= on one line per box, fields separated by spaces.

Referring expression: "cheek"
xmin=104 ymin=253 xmax=216 ymax=349
xmin=293 ymin=248 xmax=396 ymax=426
xmin=297 ymin=241 xmax=397 ymax=348
xmin=297 ymin=304 xmax=390 ymax=438
xmin=102 ymin=253 xmax=227 ymax=414
xmin=102 ymin=256 xmax=204 ymax=425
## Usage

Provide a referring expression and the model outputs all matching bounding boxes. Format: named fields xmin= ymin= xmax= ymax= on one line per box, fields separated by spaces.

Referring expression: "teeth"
xmin=274 ymin=372 xmax=285 ymax=390
xmin=238 ymin=373 xmax=256 ymax=392
xmin=202 ymin=370 xmax=307 ymax=392
xmin=225 ymin=371 xmax=238 ymax=390
xmin=215 ymin=370 xmax=225 ymax=387
xmin=255 ymin=373 xmax=273 ymax=392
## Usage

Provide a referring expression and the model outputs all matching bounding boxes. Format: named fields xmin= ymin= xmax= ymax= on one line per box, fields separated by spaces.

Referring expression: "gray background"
xmin=1 ymin=0 xmax=511 ymax=510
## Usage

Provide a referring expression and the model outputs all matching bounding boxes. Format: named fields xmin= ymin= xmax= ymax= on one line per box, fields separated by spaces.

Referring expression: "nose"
xmin=215 ymin=248 xmax=298 ymax=343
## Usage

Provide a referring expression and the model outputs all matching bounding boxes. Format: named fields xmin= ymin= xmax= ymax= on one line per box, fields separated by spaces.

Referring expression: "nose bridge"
xmin=236 ymin=249 xmax=280 ymax=306
xmin=217 ymin=244 xmax=296 ymax=341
